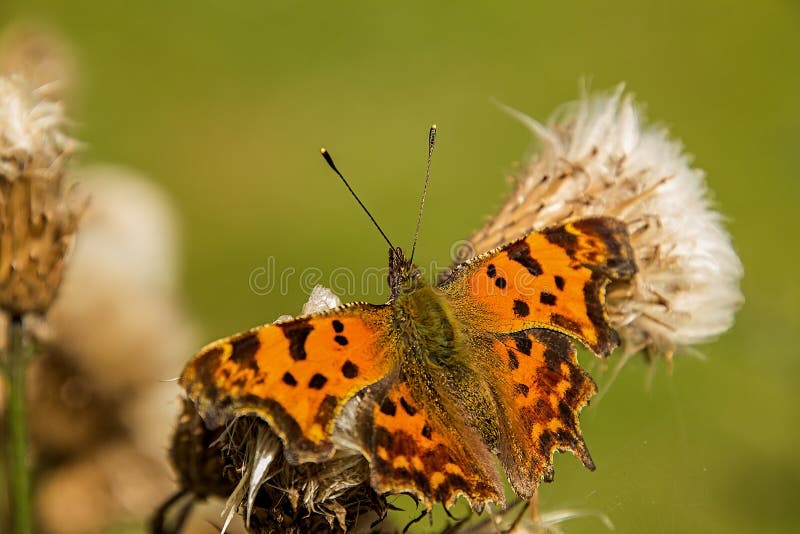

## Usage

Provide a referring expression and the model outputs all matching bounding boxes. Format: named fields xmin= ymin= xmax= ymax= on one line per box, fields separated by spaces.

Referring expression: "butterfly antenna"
xmin=409 ymin=124 xmax=437 ymax=263
xmin=320 ymin=148 xmax=394 ymax=249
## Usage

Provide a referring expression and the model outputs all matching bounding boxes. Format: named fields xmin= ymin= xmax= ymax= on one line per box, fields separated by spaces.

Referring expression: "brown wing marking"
xmin=489 ymin=328 xmax=596 ymax=497
xmin=360 ymin=380 xmax=503 ymax=509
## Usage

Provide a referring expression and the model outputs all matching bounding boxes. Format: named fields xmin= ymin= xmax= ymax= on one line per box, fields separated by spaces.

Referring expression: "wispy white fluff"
xmin=245 ymin=426 xmax=281 ymax=528
xmin=472 ymin=86 xmax=743 ymax=358
xmin=302 ymin=285 xmax=344 ymax=315
xmin=0 ymin=75 xmax=75 ymax=181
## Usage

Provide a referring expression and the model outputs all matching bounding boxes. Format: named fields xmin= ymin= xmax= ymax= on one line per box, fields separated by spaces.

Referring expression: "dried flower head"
xmin=0 ymin=75 xmax=82 ymax=316
xmin=166 ymin=286 xmax=385 ymax=534
xmin=463 ymin=86 xmax=743 ymax=359
xmin=40 ymin=166 xmax=192 ymax=397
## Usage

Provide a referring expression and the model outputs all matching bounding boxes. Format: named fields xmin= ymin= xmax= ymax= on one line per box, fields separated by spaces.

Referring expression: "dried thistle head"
xmin=0 ymin=75 xmax=83 ymax=317
xmin=165 ymin=287 xmax=386 ymax=533
xmin=164 ymin=399 xmax=384 ymax=534
xmin=464 ymin=86 xmax=743 ymax=359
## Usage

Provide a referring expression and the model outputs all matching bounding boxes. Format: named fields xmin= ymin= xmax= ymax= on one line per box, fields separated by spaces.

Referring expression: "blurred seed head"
xmin=38 ymin=166 xmax=192 ymax=396
xmin=465 ymin=86 xmax=743 ymax=359
xmin=0 ymin=74 xmax=83 ymax=317
xmin=16 ymin=165 xmax=198 ymax=532
xmin=0 ymin=22 xmax=77 ymax=101
xmin=36 ymin=441 xmax=175 ymax=534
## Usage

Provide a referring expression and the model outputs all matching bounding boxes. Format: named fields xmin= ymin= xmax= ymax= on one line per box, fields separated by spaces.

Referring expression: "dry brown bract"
xmin=0 ymin=75 xmax=83 ymax=317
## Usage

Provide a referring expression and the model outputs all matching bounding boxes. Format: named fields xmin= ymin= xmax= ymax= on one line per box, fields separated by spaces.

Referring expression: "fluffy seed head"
xmin=464 ymin=86 xmax=743 ymax=358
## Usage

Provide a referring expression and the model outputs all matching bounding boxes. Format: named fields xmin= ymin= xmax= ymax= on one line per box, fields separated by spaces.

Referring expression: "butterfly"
xmin=180 ymin=181 xmax=636 ymax=510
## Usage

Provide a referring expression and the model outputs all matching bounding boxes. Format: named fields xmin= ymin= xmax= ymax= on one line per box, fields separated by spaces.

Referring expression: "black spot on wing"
xmin=506 ymin=240 xmax=543 ymax=276
xmin=230 ymin=375 xmax=249 ymax=388
xmin=558 ymin=401 xmax=577 ymax=427
xmin=507 ymin=349 xmax=519 ymax=370
xmin=229 ymin=333 xmax=261 ymax=370
xmin=282 ymin=372 xmax=298 ymax=386
xmin=543 ymin=224 xmax=578 ymax=256
xmin=374 ymin=425 xmax=394 ymax=449
xmin=421 ymin=423 xmax=432 ymax=439
xmin=554 ymin=275 xmax=565 ymax=291
xmin=399 ymin=396 xmax=417 ymax=416
xmin=308 ymin=373 xmax=328 ymax=390
xmin=280 ymin=320 xmax=313 ymax=361
xmin=515 ymin=383 xmax=530 ymax=397
xmin=380 ymin=398 xmax=397 ymax=416
xmin=513 ymin=299 xmax=530 ymax=317
xmin=510 ymin=332 xmax=532 ymax=355
xmin=540 ymin=292 xmax=557 ymax=306
xmin=534 ymin=399 xmax=554 ymax=419
xmin=334 ymin=335 xmax=349 ymax=346
xmin=341 ymin=360 xmax=359 ymax=379
xmin=495 ymin=276 xmax=507 ymax=289
xmin=332 ymin=319 xmax=344 ymax=333
xmin=487 ymin=264 xmax=496 ymax=278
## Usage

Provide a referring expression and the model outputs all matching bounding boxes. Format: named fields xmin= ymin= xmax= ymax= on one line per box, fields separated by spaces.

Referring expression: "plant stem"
xmin=528 ymin=489 xmax=543 ymax=533
xmin=6 ymin=315 xmax=32 ymax=534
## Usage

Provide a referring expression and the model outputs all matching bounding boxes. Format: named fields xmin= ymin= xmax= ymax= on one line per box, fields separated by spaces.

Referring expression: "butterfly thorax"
xmin=387 ymin=247 xmax=455 ymax=361
xmin=386 ymin=250 xmax=504 ymax=455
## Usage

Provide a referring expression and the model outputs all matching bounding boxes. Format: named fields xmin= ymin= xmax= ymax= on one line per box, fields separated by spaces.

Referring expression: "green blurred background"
xmin=2 ymin=1 xmax=798 ymax=532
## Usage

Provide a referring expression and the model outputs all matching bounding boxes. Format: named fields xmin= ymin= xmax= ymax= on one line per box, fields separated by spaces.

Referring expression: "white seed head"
xmin=468 ymin=86 xmax=743 ymax=358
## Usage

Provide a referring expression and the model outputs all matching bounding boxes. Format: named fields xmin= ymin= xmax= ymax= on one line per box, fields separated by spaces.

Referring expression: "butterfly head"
xmin=388 ymin=246 xmax=422 ymax=299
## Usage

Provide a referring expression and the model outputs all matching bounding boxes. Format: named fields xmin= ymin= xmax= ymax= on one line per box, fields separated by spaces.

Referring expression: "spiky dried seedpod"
xmin=165 ymin=287 xmax=386 ymax=534
xmin=0 ymin=75 xmax=83 ymax=317
xmin=462 ymin=87 xmax=743 ymax=359
xmin=163 ymin=397 xmax=384 ymax=534
xmin=221 ymin=415 xmax=383 ymax=533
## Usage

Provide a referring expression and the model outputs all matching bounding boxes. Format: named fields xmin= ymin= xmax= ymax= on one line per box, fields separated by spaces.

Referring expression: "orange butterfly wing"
xmin=358 ymin=380 xmax=503 ymax=509
xmin=488 ymin=329 xmax=596 ymax=497
xmin=180 ymin=303 xmax=394 ymax=464
xmin=442 ymin=217 xmax=636 ymax=355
